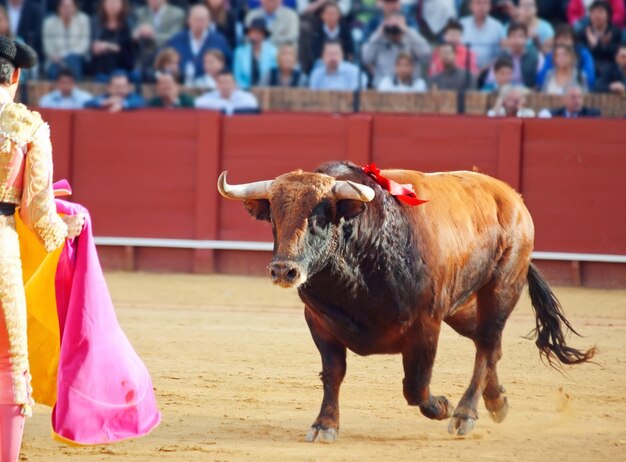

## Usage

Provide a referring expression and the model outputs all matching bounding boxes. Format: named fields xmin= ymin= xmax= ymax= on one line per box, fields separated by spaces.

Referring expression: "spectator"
xmin=363 ymin=0 xmax=416 ymax=40
xmin=429 ymin=19 xmax=478 ymax=77
xmin=549 ymin=82 xmax=601 ymax=117
xmin=595 ymin=43 xmax=626 ymax=94
xmin=38 ymin=68 xmax=93 ymax=109
xmin=577 ymin=1 xmax=621 ymax=80
xmin=0 ymin=0 xmax=43 ymax=59
xmin=152 ymin=47 xmax=182 ymax=82
xmin=202 ymin=0 xmax=238 ymax=49
xmin=567 ymin=0 xmax=624 ymax=31
xmin=195 ymin=70 xmax=260 ymax=114
xmin=234 ymin=18 xmax=277 ymax=89
xmin=430 ymin=42 xmax=477 ymax=91
xmin=414 ymin=0 xmax=457 ymax=42
xmin=460 ymin=0 xmax=506 ymax=71
xmin=377 ymin=53 xmax=427 ymax=92
xmin=167 ymin=4 xmax=232 ymax=86
xmin=133 ymin=0 xmax=185 ymax=79
xmin=487 ymin=83 xmax=535 ymax=117
xmin=84 ymin=70 xmax=145 ymax=111
xmin=42 ymin=0 xmax=90 ymax=80
xmin=133 ymin=0 xmax=184 ymax=47
xmin=89 ymin=0 xmax=135 ymax=81
xmin=246 ymin=0 xmax=300 ymax=48
xmin=195 ymin=48 xmax=225 ymax=89
xmin=260 ymin=43 xmax=308 ymax=87
xmin=296 ymin=0 xmax=351 ymax=17
xmin=148 ymin=71 xmax=195 ymax=107
xmin=515 ymin=0 xmax=554 ymax=54
xmin=306 ymin=1 xmax=353 ymax=74
xmin=481 ymin=55 xmax=513 ymax=92
xmin=485 ymin=22 xmax=542 ymax=89
xmin=537 ymin=24 xmax=596 ymax=89
xmin=536 ymin=0 xmax=567 ymax=26
xmin=362 ymin=12 xmax=430 ymax=86
xmin=309 ymin=40 xmax=363 ymax=90
xmin=541 ymin=44 xmax=587 ymax=94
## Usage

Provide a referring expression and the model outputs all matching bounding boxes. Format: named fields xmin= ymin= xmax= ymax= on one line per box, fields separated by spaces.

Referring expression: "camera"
xmin=383 ymin=24 xmax=402 ymax=36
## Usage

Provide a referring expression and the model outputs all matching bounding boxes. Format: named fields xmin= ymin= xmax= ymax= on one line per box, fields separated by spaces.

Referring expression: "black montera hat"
xmin=0 ymin=36 xmax=38 ymax=69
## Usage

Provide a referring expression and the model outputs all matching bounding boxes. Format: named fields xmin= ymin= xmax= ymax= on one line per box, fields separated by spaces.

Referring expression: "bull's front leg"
xmin=402 ymin=317 xmax=453 ymax=421
xmin=304 ymin=306 xmax=346 ymax=443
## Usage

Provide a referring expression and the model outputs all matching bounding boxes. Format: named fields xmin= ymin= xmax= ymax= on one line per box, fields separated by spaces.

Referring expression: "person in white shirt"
xmin=377 ymin=53 xmax=427 ymax=92
xmin=195 ymin=70 xmax=259 ymax=114
xmin=38 ymin=68 xmax=92 ymax=109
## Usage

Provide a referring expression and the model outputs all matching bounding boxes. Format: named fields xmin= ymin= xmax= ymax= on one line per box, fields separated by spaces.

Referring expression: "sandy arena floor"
xmin=20 ymin=272 xmax=626 ymax=462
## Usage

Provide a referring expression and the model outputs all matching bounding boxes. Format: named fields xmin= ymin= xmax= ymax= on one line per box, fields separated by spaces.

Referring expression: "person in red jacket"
xmin=567 ymin=0 xmax=625 ymax=30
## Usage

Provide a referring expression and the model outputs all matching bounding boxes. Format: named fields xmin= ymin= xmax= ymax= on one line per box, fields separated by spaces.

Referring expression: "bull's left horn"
xmin=332 ymin=180 xmax=375 ymax=202
xmin=217 ymin=171 xmax=273 ymax=200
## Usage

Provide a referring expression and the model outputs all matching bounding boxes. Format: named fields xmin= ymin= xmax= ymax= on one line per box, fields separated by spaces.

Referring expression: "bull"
xmin=217 ymin=161 xmax=595 ymax=441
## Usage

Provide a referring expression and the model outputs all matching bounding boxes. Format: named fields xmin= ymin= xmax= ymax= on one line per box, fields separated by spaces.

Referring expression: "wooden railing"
xmin=22 ymin=81 xmax=626 ymax=117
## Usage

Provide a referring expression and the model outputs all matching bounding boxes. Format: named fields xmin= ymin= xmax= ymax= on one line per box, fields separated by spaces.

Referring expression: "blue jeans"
xmin=46 ymin=54 xmax=85 ymax=81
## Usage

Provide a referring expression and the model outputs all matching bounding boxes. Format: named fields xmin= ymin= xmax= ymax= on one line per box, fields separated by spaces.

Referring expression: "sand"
xmin=20 ymin=273 xmax=626 ymax=462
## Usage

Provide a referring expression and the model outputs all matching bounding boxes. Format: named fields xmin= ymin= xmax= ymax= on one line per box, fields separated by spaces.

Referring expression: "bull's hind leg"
xmin=447 ymin=275 xmax=525 ymax=436
xmin=402 ymin=315 xmax=453 ymax=421
xmin=304 ymin=307 xmax=346 ymax=443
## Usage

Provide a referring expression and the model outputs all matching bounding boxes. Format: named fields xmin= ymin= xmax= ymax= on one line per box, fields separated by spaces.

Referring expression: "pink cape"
xmin=50 ymin=199 xmax=161 ymax=444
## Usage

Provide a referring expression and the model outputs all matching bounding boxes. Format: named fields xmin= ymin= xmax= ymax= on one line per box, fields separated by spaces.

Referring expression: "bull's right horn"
xmin=332 ymin=180 xmax=375 ymax=202
xmin=217 ymin=171 xmax=273 ymax=200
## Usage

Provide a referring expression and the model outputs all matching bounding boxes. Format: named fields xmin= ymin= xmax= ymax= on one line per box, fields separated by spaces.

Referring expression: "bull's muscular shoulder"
xmin=0 ymin=102 xmax=45 ymax=145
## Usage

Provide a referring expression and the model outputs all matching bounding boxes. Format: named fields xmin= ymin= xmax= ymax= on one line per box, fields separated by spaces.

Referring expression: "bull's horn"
xmin=217 ymin=171 xmax=273 ymax=200
xmin=332 ymin=180 xmax=375 ymax=202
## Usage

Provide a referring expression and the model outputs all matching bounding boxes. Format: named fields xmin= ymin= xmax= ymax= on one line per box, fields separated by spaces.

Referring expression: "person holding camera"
xmin=362 ymin=11 xmax=430 ymax=87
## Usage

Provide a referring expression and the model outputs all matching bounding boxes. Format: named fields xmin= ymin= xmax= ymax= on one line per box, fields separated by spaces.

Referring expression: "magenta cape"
xmin=21 ymin=198 xmax=161 ymax=445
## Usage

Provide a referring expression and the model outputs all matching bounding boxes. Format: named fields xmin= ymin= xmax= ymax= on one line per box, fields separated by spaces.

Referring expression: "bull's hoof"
xmin=305 ymin=426 xmax=338 ymax=443
xmin=447 ymin=415 xmax=476 ymax=436
xmin=487 ymin=396 xmax=509 ymax=423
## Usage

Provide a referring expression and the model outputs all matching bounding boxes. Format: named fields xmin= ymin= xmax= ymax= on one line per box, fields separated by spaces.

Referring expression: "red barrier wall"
xmin=39 ymin=110 xmax=626 ymax=287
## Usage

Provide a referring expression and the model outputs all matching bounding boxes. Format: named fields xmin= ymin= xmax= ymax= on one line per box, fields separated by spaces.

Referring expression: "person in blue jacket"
xmin=233 ymin=18 xmax=277 ymax=89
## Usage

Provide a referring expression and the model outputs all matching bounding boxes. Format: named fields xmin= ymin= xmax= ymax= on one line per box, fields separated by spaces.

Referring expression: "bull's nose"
xmin=270 ymin=261 xmax=301 ymax=286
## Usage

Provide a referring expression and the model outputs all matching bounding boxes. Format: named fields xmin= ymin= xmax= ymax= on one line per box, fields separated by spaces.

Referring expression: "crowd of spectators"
xmin=3 ymin=0 xmax=626 ymax=116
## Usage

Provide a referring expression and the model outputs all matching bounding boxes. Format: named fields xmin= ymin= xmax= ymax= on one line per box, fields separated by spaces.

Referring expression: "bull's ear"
xmin=244 ymin=199 xmax=271 ymax=221
xmin=336 ymin=200 xmax=366 ymax=221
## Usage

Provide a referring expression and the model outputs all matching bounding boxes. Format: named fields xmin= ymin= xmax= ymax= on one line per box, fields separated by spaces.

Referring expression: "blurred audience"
xmin=152 ymin=47 xmax=182 ymax=82
xmin=481 ymin=55 xmax=513 ymax=92
xmin=202 ymin=0 xmax=238 ymax=48
xmin=234 ymin=18 xmax=277 ymax=89
xmin=306 ymin=1 xmax=353 ymax=73
xmin=430 ymin=42 xmax=477 ymax=91
xmin=567 ymin=0 xmax=624 ymax=31
xmin=414 ymin=0 xmax=457 ymax=42
xmin=246 ymin=0 xmax=299 ymax=48
xmin=362 ymin=11 xmax=430 ymax=86
xmin=194 ymin=48 xmax=225 ymax=89
xmin=363 ymin=0 xmax=415 ymax=40
xmin=84 ymin=70 xmax=145 ymax=111
xmin=460 ymin=0 xmax=506 ymax=71
xmin=42 ymin=0 xmax=90 ymax=80
xmin=377 ymin=53 xmax=427 ymax=92
xmin=148 ymin=71 xmax=195 ymax=107
xmin=541 ymin=44 xmax=587 ymax=94
xmin=1 ymin=0 xmax=43 ymax=59
xmin=309 ymin=40 xmax=362 ymax=90
xmin=260 ymin=43 xmax=307 ymax=87
xmin=38 ymin=68 xmax=93 ymax=108
xmin=195 ymin=70 xmax=260 ymax=114
xmin=133 ymin=0 xmax=185 ymax=47
xmin=89 ymin=0 xmax=135 ymax=81
xmin=577 ymin=0 xmax=621 ymax=79
xmin=487 ymin=83 xmax=535 ymax=117
xmin=485 ymin=22 xmax=542 ymax=89
xmin=515 ymin=0 xmax=554 ymax=54
xmin=594 ymin=42 xmax=626 ymax=94
xmin=167 ymin=4 xmax=232 ymax=86
xmin=429 ymin=19 xmax=477 ymax=78
xmin=537 ymin=24 xmax=596 ymax=89
xmin=548 ymin=82 xmax=601 ymax=117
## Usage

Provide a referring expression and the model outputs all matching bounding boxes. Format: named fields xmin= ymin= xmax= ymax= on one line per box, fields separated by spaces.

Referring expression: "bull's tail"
xmin=526 ymin=263 xmax=596 ymax=367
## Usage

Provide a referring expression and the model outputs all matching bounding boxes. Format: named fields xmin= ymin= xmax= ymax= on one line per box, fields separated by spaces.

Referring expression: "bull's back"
xmin=382 ymin=169 xmax=535 ymax=307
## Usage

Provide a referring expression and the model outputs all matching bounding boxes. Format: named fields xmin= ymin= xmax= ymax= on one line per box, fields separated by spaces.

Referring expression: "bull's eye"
xmin=310 ymin=201 xmax=331 ymax=231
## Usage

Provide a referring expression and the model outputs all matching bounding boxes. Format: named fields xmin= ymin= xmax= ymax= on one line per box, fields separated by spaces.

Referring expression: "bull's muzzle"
xmin=270 ymin=260 xmax=305 ymax=288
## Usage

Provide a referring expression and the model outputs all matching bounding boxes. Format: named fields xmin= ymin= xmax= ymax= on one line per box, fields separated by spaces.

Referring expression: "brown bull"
xmin=217 ymin=161 xmax=595 ymax=442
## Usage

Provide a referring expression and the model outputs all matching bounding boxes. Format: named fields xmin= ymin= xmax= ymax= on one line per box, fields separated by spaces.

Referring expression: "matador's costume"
xmin=0 ymin=38 xmax=160 ymax=455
